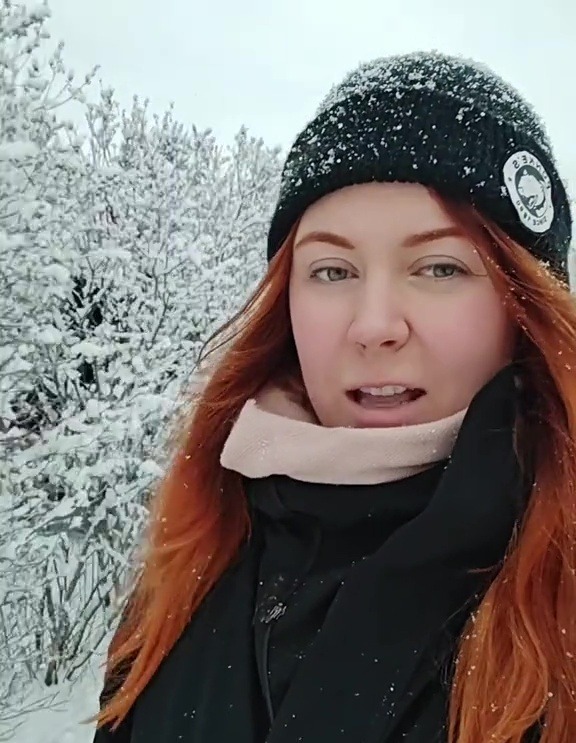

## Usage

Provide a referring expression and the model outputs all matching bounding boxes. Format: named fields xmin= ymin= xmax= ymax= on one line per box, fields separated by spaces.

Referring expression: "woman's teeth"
xmin=359 ymin=385 xmax=408 ymax=397
xmin=354 ymin=387 xmax=423 ymax=408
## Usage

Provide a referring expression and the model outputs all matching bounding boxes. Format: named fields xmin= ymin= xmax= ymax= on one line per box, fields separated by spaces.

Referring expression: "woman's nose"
xmin=346 ymin=285 xmax=410 ymax=351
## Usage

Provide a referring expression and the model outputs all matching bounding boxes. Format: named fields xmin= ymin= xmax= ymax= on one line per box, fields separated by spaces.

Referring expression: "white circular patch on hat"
xmin=503 ymin=150 xmax=554 ymax=233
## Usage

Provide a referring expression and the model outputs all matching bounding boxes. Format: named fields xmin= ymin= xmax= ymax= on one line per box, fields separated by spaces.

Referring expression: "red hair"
xmin=91 ymin=196 xmax=576 ymax=743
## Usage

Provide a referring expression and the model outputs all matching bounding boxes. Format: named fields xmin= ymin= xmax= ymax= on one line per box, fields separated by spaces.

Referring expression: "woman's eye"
xmin=309 ymin=262 xmax=467 ymax=282
xmin=417 ymin=262 xmax=467 ymax=279
xmin=310 ymin=266 xmax=352 ymax=282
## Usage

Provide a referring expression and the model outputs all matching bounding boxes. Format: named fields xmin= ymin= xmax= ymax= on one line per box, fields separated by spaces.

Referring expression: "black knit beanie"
xmin=267 ymin=51 xmax=572 ymax=282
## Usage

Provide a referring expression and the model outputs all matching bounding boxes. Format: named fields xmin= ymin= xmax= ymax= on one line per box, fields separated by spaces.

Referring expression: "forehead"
xmin=294 ymin=182 xmax=457 ymax=246
xmin=297 ymin=182 xmax=451 ymax=227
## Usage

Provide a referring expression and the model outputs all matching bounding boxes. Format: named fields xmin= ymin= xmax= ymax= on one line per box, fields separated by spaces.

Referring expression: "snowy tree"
xmin=0 ymin=0 xmax=101 ymax=704
xmin=0 ymin=0 xmax=283 ymax=714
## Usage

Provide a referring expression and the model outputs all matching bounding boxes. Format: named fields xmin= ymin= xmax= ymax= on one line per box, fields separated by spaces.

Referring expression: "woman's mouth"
xmin=347 ymin=386 xmax=426 ymax=409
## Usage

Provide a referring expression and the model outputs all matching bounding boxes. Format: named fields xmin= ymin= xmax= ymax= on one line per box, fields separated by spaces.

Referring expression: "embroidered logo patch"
xmin=503 ymin=150 xmax=554 ymax=233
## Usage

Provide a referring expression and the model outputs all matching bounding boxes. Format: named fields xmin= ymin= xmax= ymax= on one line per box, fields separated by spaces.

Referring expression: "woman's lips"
xmin=348 ymin=388 xmax=425 ymax=408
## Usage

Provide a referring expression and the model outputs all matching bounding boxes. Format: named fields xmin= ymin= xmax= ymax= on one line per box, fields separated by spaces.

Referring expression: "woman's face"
xmin=289 ymin=182 xmax=516 ymax=428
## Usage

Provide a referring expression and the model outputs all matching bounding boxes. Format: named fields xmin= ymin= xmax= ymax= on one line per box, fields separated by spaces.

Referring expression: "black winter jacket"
xmin=93 ymin=367 xmax=540 ymax=743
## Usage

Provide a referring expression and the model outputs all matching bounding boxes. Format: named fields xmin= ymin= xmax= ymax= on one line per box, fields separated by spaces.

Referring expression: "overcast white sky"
xmin=45 ymin=0 xmax=575 ymax=171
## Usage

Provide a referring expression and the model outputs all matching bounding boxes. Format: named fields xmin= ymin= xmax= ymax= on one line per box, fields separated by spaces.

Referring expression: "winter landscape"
xmin=0 ymin=2 xmax=281 ymax=740
xmin=0 ymin=2 xmax=574 ymax=742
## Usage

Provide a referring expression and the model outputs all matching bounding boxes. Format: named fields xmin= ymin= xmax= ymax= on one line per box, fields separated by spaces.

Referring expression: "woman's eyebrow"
xmin=294 ymin=226 xmax=464 ymax=251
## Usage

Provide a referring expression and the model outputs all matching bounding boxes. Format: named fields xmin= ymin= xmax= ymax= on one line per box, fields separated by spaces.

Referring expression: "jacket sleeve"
xmin=91 ymin=663 xmax=135 ymax=743
xmin=92 ymin=602 xmax=136 ymax=743
xmin=92 ymin=710 xmax=134 ymax=743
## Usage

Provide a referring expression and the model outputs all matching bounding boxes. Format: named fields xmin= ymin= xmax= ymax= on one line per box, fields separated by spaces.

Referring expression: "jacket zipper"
xmin=259 ymin=600 xmax=288 ymax=723
xmin=255 ymin=518 xmax=322 ymax=724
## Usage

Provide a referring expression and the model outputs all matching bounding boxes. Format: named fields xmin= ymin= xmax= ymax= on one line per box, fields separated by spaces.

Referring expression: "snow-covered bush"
xmin=0 ymin=0 xmax=282 ymax=715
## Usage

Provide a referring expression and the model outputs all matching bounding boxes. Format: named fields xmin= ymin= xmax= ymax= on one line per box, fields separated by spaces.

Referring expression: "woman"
xmin=91 ymin=52 xmax=576 ymax=742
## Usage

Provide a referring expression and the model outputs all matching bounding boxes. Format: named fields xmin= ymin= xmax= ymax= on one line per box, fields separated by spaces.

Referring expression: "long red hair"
xmin=91 ymin=194 xmax=576 ymax=742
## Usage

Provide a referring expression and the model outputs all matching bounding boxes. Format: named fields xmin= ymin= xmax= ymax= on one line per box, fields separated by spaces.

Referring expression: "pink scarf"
xmin=220 ymin=385 xmax=467 ymax=485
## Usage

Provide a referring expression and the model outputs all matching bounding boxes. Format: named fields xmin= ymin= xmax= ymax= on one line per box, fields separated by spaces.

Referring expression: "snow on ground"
xmin=1 ymin=653 xmax=106 ymax=743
